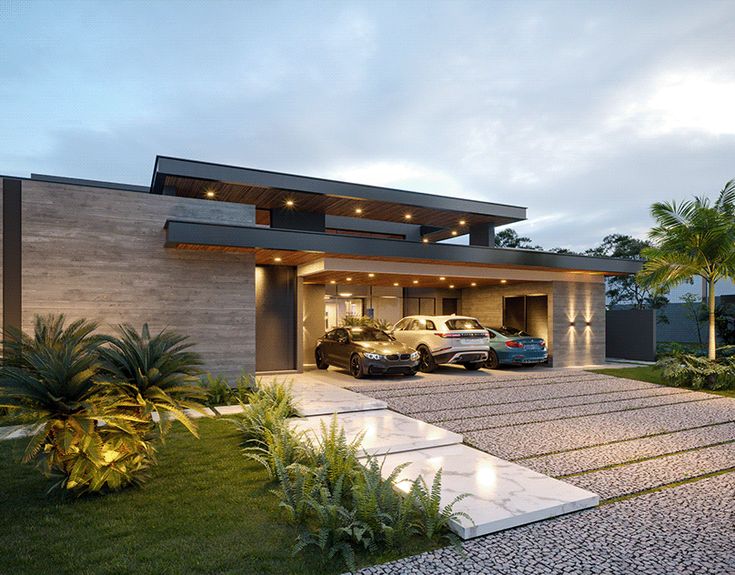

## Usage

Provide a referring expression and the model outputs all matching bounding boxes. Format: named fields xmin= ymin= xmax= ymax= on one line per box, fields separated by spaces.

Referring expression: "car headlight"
xmin=364 ymin=352 xmax=384 ymax=360
xmin=410 ymin=351 xmax=420 ymax=360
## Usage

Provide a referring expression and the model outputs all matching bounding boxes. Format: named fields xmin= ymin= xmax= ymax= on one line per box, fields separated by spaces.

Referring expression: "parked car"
xmin=315 ymin=326 xmax=420 ymax=379
xmin=484 ymin=326 xmax=548 ymax=368
xmin=390 ymin=315 xmax=489 ymax=372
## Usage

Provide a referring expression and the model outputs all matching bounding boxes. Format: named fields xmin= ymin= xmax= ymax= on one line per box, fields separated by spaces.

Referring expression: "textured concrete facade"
xmin=20 ymin=180 xmax=256 ymax=378
xmin=461 ymin=279 xmax=605 ymax=366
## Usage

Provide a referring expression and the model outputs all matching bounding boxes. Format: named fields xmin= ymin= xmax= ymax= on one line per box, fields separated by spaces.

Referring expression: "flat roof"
xmin=150 ymin=155 xmax=527 ymax=232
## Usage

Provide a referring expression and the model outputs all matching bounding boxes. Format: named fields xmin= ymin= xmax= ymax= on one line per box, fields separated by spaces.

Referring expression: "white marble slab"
xmin=378 ymin=443 xmax=599 ymax=539
xmin=291 ymin=409 xmax=463 ymax=456
xmin=291 ymin=381 xmax=387 ymax=416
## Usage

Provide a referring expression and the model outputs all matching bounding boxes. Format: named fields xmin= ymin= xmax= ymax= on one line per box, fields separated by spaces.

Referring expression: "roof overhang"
xmin=164 ymin=219 xmax=643 ymax=276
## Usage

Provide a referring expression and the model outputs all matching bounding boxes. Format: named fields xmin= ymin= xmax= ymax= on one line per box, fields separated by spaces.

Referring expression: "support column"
xmin=2 ymin=178 xmax=21 ymax=335
xmin=469 ymin=223 xmax=495 ymax=247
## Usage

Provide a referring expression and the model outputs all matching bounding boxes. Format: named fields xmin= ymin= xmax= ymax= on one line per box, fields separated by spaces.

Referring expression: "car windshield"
xmin=349 ymin=328 xmax=392 ymax=342
xmin=445 ymin=318 xmax=483 ymax=330
xmin=492 ymin=326 xmax=531 ymax=337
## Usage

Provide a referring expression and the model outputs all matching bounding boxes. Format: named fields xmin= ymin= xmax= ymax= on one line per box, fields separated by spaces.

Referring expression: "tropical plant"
xmin=409 ymin=469 xmax=471 ymax=547
xmin=242 ymin=418 xmax=306 ymax=479
xmin=656 ymin=353 xmax=735 ymax=390
xmin=99 ymin=323 xmax=206 ymax=437
xmin=229 ymin=378 xmax=297 ymax=444
xmin=340 ymin=314 xmax=393 ymax=331
xmin=0 ymin=315 xmax=152 ymax=493
xmin=201 ymin=373 xmax=232 ymax=407
xmin=638 ymin=180 xmax=735 ymax=359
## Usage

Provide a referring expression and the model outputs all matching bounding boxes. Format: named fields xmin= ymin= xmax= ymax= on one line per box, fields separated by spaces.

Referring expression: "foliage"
xmin=268 ymin=416 xmax=471 ymax=571
xmin=341 ymin=315 xmax=393 ymax=331
xmin=715 ymin=303 xmax=735 ymax=345
xmin=230 ymin=378 xmax=298 ymax=445
xmin=638 ymin=180 xmax=735 ymax=359
xmin=201 ymin=371 xmax=253 ymax=408
xmin=656 ymin=353 xmax=735 ymax=391
xmin=99 ymin=323 xmax=207 ymax=437
xmin=0 ymin=315 xmax=152 ymax=494
xmin=494 ymin=228 xmax=540 ymax=249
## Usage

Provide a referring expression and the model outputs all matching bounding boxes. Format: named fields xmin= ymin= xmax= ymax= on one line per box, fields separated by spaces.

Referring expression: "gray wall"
xmin=255 ymin=265 xmax=296 ymax=371
xmin=21 ymin=180 xmax=257 ymax=378
xmin=302 ymin=284 xmax=326 ymax=367
xmin=606 ymin=308 xmax=656 ymax=361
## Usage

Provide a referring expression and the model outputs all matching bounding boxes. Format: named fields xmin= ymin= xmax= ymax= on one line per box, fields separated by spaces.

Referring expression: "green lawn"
xmin=588 ymin=366 xmax=735 ymax=398
xmin=0 ymin=418 xmax=436 ymax=575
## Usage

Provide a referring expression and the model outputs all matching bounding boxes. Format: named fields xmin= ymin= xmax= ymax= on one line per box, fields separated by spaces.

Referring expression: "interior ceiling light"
xmin=412 ymin=279 xmax=419 ymax=284
xmin=285 ymin=199 xmax=295 ymax=207
xmin=205 ymin=189 xmax=216 ymax=199
xmin=274 ymin=257 xmax=282 ymax=262
xmin=346 ymin=277 xmax=353 ymax=281
xmin=500 ymin=279 xmax=508 ymax=284
xmin=404 ymin=213 xmax=412 ymax=220
xmin=393 ymin=282 xmax=399 ymax=286
xmin=451 ymin=230 xmax=458 ymax=236
xmin=439 ymin=276 xmax=446 ymax=281
xmin=368 ymin=273 xmax=375 ymax=278
xmin=339 ymin=292 xmax=353 ymax=297
xmin=471 ymin=282 xmax=477 ymax=286
xmin=449 ymin=284 xmax=455 ymax=288
xmin=459 ymin=219 xmax=466 ymax=225
xmin=330 ymin=280 xmax=336 ymax=284
xmin=355 ymin=207 xmax=363 ymax=214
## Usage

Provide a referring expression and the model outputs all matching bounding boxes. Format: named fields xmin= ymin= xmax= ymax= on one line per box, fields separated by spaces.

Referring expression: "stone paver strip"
xmin=354 ymin=471 xmax=735 ymax=575
xmin=441 ymin=393 xmax=715 ymax=433
xmin=567 ymin=442 xmax=735 ymax=500
xmin=423 ymin=386 xmax=685 ymax=423
xmin=464 ymin=397 xmax=735 ymax=459
xmin=387 ymin=378 xmax=658 ymax=415
xmin=522 ymin=422 xmax=735 ymax=476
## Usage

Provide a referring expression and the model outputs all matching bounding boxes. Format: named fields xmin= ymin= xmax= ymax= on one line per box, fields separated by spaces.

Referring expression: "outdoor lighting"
xmin=339 ymin=292 xmax=353 ymax=297
xmin=500 ymin=279 xmax=508 ymax=284
xmin=440 ymin=276 xmax=446 ymax=280
xmin=449 ymin=284 xmax=455 ymax=289
xmin=368 ymin=273 xmax=375 ymax=278
xmin=393 ymin=282 xmax=399 ymax=286
xmin=412 ymin=279 xmax=419 ymax=284
xmin=274 ymin=257 xmax=282 ymax=262
xmin=451 ymin=230 xmax=458 ymax=236
xmin=471 ymin=282 xmax=477 ymax=286
xmin=285 ymin=199 xmax=295 ymax=207
xmin=329 ymin=280 xmax=336 ymax=284
xmin=355 ymin=207 xmax=363 ymax=214
xmin=346 ymin=277 xmax=353 ymax=281
xmin=205 ymin=189 xmax=216 ymax=199
xmin=422 ymin=238 xmax=429 ymax=243
xmin=404 ymin=213 xmax=412 ymax=220
xmin=459 ymin=219 xmax=466 ymax=225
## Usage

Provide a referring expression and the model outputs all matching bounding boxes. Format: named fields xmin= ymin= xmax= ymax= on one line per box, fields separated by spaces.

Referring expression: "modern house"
xmin=1 ymin=157 xmax=641 ymax=377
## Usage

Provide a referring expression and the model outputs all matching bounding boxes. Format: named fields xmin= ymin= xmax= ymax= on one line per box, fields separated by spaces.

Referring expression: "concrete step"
xmin=376 ymin=443 xmax=599 ymax=539
xmin=291 ymin=409 xmax=462 ymax=456
xmin=292 ymin=381 xmax=388 ymax=416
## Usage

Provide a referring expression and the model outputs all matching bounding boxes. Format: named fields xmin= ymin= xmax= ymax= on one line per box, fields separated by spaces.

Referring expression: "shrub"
xmin=230 ymin=378 xmax=298 ymax=444
xmin=657 ymin=353 xmax=735 ymax=390
xmin=202 ymin=371 xmax=255 ymax=409
xmin=0 ymin=315 xmax=152 ymax=494
xmin=340 ymin=314 xmax=393 ymax=331
xmin=99 ymin=323 xmax=207 ymax=437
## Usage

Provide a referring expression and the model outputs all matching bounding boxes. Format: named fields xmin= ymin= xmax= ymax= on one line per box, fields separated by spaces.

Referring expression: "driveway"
xmin=336 ymin=368 xmax=735 ymax=574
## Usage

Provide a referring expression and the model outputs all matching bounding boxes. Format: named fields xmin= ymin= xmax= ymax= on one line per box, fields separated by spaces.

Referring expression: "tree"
xmin=494 ymin=228 xmax=539 ymax=249
xmin=587 ymin=234 xmax=669 ymax=310
xmin=638 ymin=180 xmax=735 ymax=359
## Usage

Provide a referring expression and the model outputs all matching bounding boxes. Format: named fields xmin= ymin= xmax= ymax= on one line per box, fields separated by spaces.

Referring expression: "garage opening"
xmin=503 ymin=295 xmax=548 ymax=341
xmin=256 ymin=265 xmax=296 ymax=371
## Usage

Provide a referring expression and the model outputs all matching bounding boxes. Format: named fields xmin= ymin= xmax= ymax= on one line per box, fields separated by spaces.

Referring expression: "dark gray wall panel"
xmin=606 ymin=309 xmax=656 ymax=361
xmin=2 ymin=178 xmax=21 ymax=332
xmin=256 ymin=265 xmax=296 ymax=371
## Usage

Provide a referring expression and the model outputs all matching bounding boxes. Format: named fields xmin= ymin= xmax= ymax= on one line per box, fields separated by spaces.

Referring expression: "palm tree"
xmin=639 ymin=180 xmax=735 ymax=359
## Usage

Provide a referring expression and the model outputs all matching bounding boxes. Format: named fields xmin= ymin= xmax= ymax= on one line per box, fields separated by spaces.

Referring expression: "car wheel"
xmin=350 ymin=354 xmax=365 ymax=379
xmin=315 ymin=348 xmax=329 ymax=370
xmin=417 ymin=346 xmax=437 ymax=373
xmin=409 ymin=368 xmax=419 ymax=376
xmin=463 ymin=361 xmax=484 ymax=371
xmin=485 ymin=349 xmax=499 ymax=369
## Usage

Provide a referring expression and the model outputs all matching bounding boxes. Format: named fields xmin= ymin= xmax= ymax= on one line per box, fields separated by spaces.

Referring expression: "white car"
xmin=390 ymin=315 xmax=489 ymax=372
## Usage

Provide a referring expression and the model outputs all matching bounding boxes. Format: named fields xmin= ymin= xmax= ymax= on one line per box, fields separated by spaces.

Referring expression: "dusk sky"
xmin=2 ymin=0 xmax=734 ymax=251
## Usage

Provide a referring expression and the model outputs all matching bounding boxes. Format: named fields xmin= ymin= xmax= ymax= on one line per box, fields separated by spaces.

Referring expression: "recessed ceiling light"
xmin=459 ymin=219 xmax=466 ymax=225
xmin=404 ymin=213 xmax=412 ymax=220
xmin=439 ymin=277 xmax=446 ymax=281
xmin=393 ymin=282 xmax=399 ymax=286
xmin=422 ymin=238 xmax=429 ymax=243
xmin=285 ymin=199 xmax=295 ymax=207
xmin=330 ymin=280 xmax=336 ymax=284
xmin=274 ymin=257 xmax=282 ymax=262
xmin=346 ymin=277 xmax=353 ymax=281
xmin=339 ymin=292 xmax=353 ymax=297
xmin=205 ymin=189 xmax=216 ymax=199
xmin=412 ymin=280 xmax=418 ymax=284
xmin=449 ymin=284 xmax=455 ymax=289
xmin=451 ymin=230 xmax=458 ymax=236
xmin=500 ymin=279 xmax=507 ymax=284
xmin=471 ymin=282 xmax=477 ymax=286
xmin=355 ymin=207 xmax=363 ymax=214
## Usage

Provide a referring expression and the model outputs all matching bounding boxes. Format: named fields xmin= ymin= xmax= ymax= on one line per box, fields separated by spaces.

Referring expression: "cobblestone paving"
xmin=521 ymin=422 xmax=735 ymax=475
xmin=464 ymin=397 xmax=735 ymax=460
xmin=354 ymin=472 xmax=735 ymax=575
xmin=566 ymin=442 xmax=735 ymax=499
xmin=441 ymin=393 xmax=713 ymax=433
xmin=423 ymin=386 xmax=684 ymax=423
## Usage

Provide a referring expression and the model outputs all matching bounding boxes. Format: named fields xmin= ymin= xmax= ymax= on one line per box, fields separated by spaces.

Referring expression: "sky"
xmin=1 ymin=0 xmax=734 ymax=251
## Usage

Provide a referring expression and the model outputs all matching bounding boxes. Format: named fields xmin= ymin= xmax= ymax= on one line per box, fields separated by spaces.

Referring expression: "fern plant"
xmin=410 ymin=469 xmax=473 ymax=547
xmin=99 ymin=323 xmax=206 ymax=437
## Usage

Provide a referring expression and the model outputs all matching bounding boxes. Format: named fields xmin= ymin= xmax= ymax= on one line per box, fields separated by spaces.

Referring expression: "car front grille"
xmin=400 ymin=353 xmax=411 ymax=360
xmin=386 ymin=354 xmax=399 ymax=361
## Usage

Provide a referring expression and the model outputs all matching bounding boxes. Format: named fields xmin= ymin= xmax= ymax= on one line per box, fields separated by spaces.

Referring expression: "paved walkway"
xmin=344 ymin=369 xmax=735 ymax=574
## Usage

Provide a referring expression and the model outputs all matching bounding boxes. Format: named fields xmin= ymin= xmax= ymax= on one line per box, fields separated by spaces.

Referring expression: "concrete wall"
xmin=461 ymin=280 xmax=605 ymax=367
xmin=21 ymin=180 xmax=256 ymax=378
xmin=551 ymin=281 xmax=606 ymax=367
xmin=302 ymin=283 xmax=326 ymax=367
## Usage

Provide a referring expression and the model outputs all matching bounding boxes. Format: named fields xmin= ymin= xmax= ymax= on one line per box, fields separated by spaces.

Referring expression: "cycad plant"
xmin=99 ymin=323 xmax=206 ymax=437
xmin=0 ymin=315 xmax=151 ymax=493
xmin=639 ymin=180 xmax=735 ymax=359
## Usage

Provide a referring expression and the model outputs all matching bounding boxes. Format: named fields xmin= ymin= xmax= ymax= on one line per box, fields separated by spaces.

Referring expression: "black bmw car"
xmin=315 ymin=326 xmax=420 ymax=379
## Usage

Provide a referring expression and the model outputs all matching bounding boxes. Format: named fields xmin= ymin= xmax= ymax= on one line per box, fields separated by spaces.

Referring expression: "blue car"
xmin=484 ymin=326 xmax=548 ymax=368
